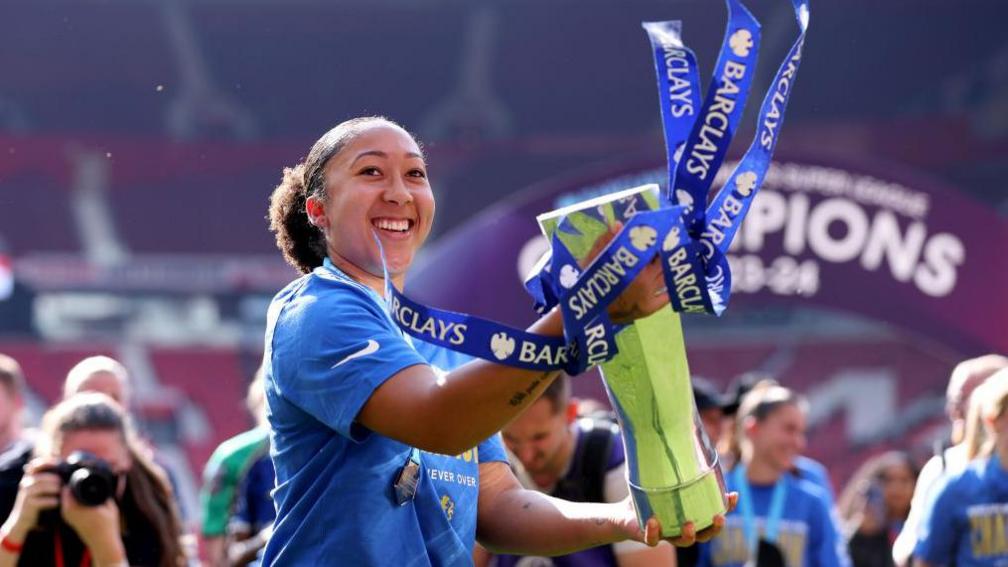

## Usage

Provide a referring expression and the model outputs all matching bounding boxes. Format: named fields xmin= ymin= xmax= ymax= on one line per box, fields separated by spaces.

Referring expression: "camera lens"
xmin=69 ymin=468 xmax=112 ymax=506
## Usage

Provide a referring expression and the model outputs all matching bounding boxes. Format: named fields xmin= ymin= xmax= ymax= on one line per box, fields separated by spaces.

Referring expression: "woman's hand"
xmin=1 ymin=459 xmax=61 ymax=541
xmin=61 ymin=486 xmax=127 ymax=566
xmin=618 ymin=492 xmax=739 ymax=547
xmin=582 ymin=223 xmax=671 ymax=325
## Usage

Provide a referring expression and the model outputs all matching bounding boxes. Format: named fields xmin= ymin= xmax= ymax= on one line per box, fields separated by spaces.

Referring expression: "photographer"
xmin=0 ymin=393 xmax=185 ymax=567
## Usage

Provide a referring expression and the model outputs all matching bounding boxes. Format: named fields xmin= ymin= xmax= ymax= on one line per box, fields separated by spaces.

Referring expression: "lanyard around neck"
xmin=733 ymin=465 xmax=787 ymax=557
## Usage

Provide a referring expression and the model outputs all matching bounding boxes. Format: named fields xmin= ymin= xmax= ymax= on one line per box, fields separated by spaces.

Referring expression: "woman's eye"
xmin=359 ymin=166 xmax=381 ymax=176
xmin=408 ymin=168 xmax=427 ymax=179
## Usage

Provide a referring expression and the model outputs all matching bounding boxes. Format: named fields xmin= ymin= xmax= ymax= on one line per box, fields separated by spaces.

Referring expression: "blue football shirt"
xmin=915 ymin=453 xmax=1008 ymax=566
xmin=794 ymin=455 xmax=835 ymax=506
xmin=698 ymin=472 xmax=850 ymax=567
xmin=262 ymin=260 xmax=506 ymax=566
xmin=231 ymin=454 xmax=276 ymax=534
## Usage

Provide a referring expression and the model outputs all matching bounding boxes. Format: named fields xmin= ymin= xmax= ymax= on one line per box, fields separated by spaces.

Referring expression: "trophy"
xmin=523 ymin=0 xmax=807 ymax=536
xmin=537 ymin=185 xmax=725 ymax=537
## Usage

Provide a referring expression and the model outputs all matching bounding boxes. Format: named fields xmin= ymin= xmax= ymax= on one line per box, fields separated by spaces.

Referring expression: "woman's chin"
xmin=382 ymin=253 xmax=414 ymax=276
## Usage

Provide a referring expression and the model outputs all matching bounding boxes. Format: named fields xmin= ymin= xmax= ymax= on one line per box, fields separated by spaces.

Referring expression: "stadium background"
xmin=0 ymin=0 xmax=1006 ymax=526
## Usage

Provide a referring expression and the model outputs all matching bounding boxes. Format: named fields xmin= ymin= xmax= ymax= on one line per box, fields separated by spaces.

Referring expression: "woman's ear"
xmin=742 ymin=415 xmax=759 ymax=439
xmin=306 ymin=195 xmax=327 ymax=229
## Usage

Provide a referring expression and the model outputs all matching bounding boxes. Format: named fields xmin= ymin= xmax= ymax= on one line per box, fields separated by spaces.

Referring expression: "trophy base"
xmin=628 ymin=464 xmax=727 ymax=538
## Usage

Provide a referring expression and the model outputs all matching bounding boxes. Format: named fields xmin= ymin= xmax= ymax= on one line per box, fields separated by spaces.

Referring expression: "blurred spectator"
xmin=892 ymin=354 xmax=1008 ymax=566
xmin=720 ymin=374 xmax=836 ymax=506
xmin=837 ymin=451 xmax=917 ymax=567
xmin=493 ymin=376 xmax=675 ymax=566
xmin=64 ymin=356 xmax=131 ymax=409
xmin=200 ymin=367 xmax=268 ymax=567
xmin=0 ymin=355 xmax=34 ymax=523
xmin=698 ymin=385 xmax=850 ymax=567
xmin=693 ymin=377 xmax=728 ymax=449
xmin=913 ymin=368 xmax=1008 ymax=566
xmin=62 ymin=355 xmax=192 ymax=527
xmin=224 ymin=452 xmax=273 ymax=567
xmin=0 ymin=392 xmax=185 ymax=567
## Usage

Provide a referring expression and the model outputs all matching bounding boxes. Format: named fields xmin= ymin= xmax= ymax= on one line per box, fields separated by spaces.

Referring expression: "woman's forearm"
xmin=480 ymin=489 xmax=622 ymax=555
xmin=476 ymin=462 xmax=629 ymax=556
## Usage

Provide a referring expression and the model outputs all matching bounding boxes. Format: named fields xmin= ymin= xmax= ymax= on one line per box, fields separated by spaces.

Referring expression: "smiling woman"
xmin=697 ymin=385 xmax=846 ymax=567
xmin=261 ymin=116 xmax=728 ymax=565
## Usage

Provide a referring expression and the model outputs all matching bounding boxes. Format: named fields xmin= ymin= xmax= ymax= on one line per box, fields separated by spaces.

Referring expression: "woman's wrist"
xmin=0 ymin=533 xmax=23 ymax=555
xmin=0 ymin=520 xmax=30 ymax=551
xmin=529 ymin=307 xmax=564 ymax=337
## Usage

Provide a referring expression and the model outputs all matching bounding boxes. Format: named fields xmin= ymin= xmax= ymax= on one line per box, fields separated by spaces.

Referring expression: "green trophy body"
xmin=538 ymin=185 xmax=726 ymax=537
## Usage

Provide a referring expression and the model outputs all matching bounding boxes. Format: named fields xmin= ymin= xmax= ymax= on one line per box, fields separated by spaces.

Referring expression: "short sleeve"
xmin=477 ymin=433 xmax=508 ymax=464
xmin=795 ymin=456 xmax=836 ymax=503
xmin=272 ymin=282 xmax=428 ymax=440
xmin=914 ymin=474 xmax=958 ymax=565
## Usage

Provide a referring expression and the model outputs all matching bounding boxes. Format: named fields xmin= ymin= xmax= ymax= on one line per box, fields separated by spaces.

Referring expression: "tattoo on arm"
xmin=508 ymin=373 xmax=551 ymax=407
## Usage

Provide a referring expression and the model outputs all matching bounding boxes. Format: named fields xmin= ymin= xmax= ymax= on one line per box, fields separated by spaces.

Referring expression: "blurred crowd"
xmin=0 ymin=350 xmax=1004 ymax=567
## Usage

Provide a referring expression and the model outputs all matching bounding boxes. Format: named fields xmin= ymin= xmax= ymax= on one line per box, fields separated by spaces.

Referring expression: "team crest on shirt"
xmin=440 ymin=494 xmax=455 ymax=520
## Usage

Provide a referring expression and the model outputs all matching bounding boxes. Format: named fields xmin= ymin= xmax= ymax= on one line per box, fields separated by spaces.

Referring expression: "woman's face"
xmin=879 ymin=461 xmax=915 ymax=518
xmin=59 ymin=429 xmax=131 ymax=475
xmin=311 ymin=123 xmax=434 ymax=278
xmin=750 ymin=403 xmax=806 ymax=474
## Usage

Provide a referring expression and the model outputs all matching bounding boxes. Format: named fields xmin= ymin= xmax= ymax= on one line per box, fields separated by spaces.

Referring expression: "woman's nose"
xmin=383 ymin=178 xmax=413 ymax=205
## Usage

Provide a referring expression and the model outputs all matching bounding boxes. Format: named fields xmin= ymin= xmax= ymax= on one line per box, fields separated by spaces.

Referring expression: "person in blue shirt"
xmin=260 ymin=116 xmax=734 ymax=566
xmin=721 ymin=373 xmax=837 ymax=507
xmin=226 ymin=452 xmax=275 ymax=567
xmin=699 ymin=385 xmax=850 ymax=567
xmin=914 ymin=368 xmax=1008 ymax=567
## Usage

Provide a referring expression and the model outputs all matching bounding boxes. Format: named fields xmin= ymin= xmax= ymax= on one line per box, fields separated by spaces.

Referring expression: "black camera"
xmin=50 ymin=451 xmax=118 ymax=507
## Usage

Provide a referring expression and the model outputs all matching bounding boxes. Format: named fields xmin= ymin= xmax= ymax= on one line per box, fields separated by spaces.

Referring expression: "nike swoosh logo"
xmin=331 ymin=340 xmax=380 ymax=369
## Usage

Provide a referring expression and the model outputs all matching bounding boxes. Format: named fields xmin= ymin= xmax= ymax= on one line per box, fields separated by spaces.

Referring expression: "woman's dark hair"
xmin=836 ymin=450 xmax=918 ymax=532
xmin=268 ymin=115 xmax=411 ymax=274
xmin=38 ymin=393 xmax=186 ymax=567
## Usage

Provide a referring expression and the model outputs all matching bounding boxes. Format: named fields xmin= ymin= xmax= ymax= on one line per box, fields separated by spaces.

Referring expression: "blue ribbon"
xmin=667 ymin=0 xmax=760 ymax=237
xmin=702 ymin=0 xmax=809 ymax=264
xmin=641 ymin=20 xmax=702 ymax=205
xmin=733 ymin=465 xmax=788 ymax=557
xmin=387 ymin=286 xmax=581 ymax=373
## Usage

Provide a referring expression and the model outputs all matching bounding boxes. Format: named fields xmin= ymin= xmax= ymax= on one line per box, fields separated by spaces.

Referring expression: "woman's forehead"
xmin=335 ymin=123 xmax=422 ymax=163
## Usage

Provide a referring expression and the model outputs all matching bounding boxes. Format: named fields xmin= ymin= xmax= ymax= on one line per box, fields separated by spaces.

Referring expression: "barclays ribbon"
xmin=641 ymin=20 xmax=702 ymax=204
xmin=387 ymin=286 xmax=582 ymax=374
xmin=670 ymin=0 xmax=760 ymax=235
xmin=701 ymin=0 xmax=809 ymax=265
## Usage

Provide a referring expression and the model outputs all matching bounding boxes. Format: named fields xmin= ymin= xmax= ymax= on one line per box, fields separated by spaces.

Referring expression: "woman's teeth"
xmin=374 ymin=219 xmax=410 ymax=232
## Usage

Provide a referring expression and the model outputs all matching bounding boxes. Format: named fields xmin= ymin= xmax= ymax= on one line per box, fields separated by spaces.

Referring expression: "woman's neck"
xmin=327 ymin=253 xmax=405 ymax=297
xmin=744 ymin=457 xmax=783 ymax=485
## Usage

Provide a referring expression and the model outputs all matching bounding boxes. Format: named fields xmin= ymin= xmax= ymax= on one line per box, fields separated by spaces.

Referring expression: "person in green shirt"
xmin=199 ymin=368 xmax=267 ymax=567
